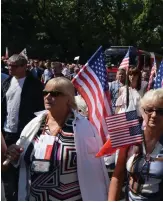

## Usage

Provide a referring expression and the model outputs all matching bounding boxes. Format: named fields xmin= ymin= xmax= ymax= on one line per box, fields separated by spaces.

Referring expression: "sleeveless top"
xmin=126 ymin=139 xmax=163 ymax=201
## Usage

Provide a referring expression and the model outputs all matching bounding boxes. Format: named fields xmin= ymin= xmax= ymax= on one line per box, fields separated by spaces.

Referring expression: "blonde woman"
xmin=5 ymin=77 xmax=109 ymax=201
xmin=108 ymin=88 xmax=163 ymax=201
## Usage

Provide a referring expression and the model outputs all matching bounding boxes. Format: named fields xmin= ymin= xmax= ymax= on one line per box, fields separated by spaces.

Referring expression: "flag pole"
xmin=126 ymin=46 xmax=130 ymax=109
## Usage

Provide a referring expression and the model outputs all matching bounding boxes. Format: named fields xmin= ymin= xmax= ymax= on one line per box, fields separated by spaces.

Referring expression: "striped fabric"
xmin=24 ymin=115 xmax=82 ymax=201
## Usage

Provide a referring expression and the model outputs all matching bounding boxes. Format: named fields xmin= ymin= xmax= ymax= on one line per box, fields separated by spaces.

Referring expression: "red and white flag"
xmin=147 ymin=55 xmax=156 ymax=91
xmin=96 ymin=110 xmax=143 ymax=157
xmin=5 ymin=47 xmax=9 ymax=59
xmin=72 ymin=46 xmax=112 ymax=144
xmin=119 ymin=48 xmax=130 ymax=71
xmin=19 ymin=48 xmax=28 ymax=59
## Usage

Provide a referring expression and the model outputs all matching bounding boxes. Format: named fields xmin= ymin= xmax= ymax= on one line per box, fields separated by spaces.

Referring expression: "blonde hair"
xmin=140 ymin=88 xmax=163 ymax=109
xmin=75 ymin=95 xmax=88 ymax=116
xmin=47 ymin=77 xmax=77 ymax=109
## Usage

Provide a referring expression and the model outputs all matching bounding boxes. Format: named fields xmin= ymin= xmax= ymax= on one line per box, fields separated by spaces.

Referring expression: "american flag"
xmin=106 ymin=110 xmax=143 ymax=148
xmin=96 ymin=110 xmax=143 ymax=157
xmin=19 ymin=48 xmax=28 ymax=60
xmin=147 ymin=56 xmax=157 ymax=91
xmin=72 ymin=46 xmax=112 ymax=143
xmin=154 ymin=60 xmax=163 ymax=89
xmin=119 ymin=48 xmax=130 ymax=70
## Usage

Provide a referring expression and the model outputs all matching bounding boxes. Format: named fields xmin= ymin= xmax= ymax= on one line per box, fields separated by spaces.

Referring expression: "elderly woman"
xmin=4 ymin=77 xmax=109 ymax=201
xmin=108 ymin=88 xmax=163 ymax=201
xmin=116 ymin=66 xmax=147 ymax=116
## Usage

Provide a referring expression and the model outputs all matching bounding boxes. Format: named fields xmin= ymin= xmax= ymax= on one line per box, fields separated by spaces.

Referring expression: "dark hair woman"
xmin=115 ymin=66 xmax=147 ymax=116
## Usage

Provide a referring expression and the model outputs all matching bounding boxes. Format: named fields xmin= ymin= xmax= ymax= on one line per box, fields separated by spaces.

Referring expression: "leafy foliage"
xmin=2 ymin=0 xmax=163 ymax=62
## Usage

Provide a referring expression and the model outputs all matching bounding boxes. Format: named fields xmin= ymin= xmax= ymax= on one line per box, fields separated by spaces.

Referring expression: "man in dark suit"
xmin=30 ymin=59 xmax=44 ymax=80
xmin=1 ymin=54 xmax=44 ymax=200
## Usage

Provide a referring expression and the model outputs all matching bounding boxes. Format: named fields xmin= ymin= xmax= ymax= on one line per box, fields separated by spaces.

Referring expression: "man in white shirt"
xmin=42 ymin=61 xmax=54 ymax=84
xmin=1 ymin=54 xmax=44 ymax=200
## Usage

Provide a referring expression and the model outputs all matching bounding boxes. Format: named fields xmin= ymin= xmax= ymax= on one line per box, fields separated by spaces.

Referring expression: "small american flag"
xmin=105 ymin=110 xmax=143 ymax=148
xmin=147 ymin=56 xmax=157 ymax=91
xmin=154 ymin=60 xmax=163 ymax=89
xmin=96 ymin=110 xmax=143 ymax=156
xmin=72 ymin=46 xmax=112 ymax=143
xmin=119 ymin=48 xmax=130 ymax=70
xmin=20 ymin=48 xmax=28 ymax=60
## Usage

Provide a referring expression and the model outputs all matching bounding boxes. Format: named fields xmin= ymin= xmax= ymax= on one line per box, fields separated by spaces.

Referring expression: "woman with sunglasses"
xmin=4 ymin=77 xmax=109 ymax=201
xmin=115 ymin=66 xmax=147 ymax=116
xmin=108 ymin=88 xmax=163 ymax=201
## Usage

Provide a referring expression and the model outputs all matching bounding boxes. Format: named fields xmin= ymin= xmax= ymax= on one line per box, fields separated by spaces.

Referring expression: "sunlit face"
xmin=34 ymin=61 xmax=39 ymax=67
xmin=8 ymin=62 xmax=25 ymax=77
xmin=142 ymin=98 xmax=163 ymax=131
xmin=129 ymin=73 xmax=139 ymax=84
xmin=43 ymin=83 xmax=68 ymax=111
xmin=116 ymin=70 xmax=126 ymax=83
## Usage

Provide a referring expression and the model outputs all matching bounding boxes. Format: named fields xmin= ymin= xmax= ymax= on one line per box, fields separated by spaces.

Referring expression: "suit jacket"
xmin=30 ymin=67 xmax=44 ymax=80
xmin=1 ymin=72 xmax=45 ymax=135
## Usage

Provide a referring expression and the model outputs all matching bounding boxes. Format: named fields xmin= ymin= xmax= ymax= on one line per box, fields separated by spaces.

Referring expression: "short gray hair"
xmin=75 ymin=95 xmax=88 ymax=116
xmin=8 ymin=54 xmax=27 ymax=66
xmin=140 ymin=88 xmax=163 ymax=108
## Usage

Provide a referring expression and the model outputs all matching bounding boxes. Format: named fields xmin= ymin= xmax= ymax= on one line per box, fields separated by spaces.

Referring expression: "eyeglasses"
xmin=43 ymin=90 xmax=64 ymax=97
xmin=143 ymin=108 xmax=163 ymax=116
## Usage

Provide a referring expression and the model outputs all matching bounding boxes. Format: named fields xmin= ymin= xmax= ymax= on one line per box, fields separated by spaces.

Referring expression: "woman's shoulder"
xmin=118 ymin=85 xmax=126 ymax=95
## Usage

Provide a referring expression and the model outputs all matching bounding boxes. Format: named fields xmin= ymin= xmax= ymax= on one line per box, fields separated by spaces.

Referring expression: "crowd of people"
xmin=1 ymin=54 xmax=163 ymax=201
xmin=1 ymin=57 xmax=82 ymax=84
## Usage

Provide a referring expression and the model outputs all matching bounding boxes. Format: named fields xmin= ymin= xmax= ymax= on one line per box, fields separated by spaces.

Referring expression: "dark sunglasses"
xmin=143 ymin=108 xmax=163 ymax=116
xmin=43 ymin=90 xmax=64 ymax=97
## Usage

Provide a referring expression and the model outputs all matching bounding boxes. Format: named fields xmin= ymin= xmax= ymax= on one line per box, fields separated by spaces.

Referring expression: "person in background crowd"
xmin=5 ymin=77 xmax=109 ymax=201
xmin=39 ymin=60 xmax=46 ymax=70
xmin=53 ymin=61 xmax=64 ymax=77
xmin=1 ymin=133 xmax=7 ymax=201
xmin=109 ymin=68 xmax=126 ymax=114
xmin=141 ymin=69 xmax=149 ymax=92
xmin=1 ymin=58 xmax=9 ymax=75
xmin=1 ymin=73 xmax=9 ymax=83
xmin=72 ymin=66 xmax=80 ymax=78
xmin=29 ymin=59 xmax=34 ymax=69
xmin=109 ymin=88 xmax=163 ymax=201
xmin=27 ymin=63 xmax=32 ymax=71
xmin=30 ymin=59 xmax=44 ymax=80
xmin=116 ymin=66 xmax=146 ymax=116
xmin=1 ymin=54 xmax=44 ymax=201
xmin=62 ymin=63 xmax=70 ymax=78
xmin=75 ymin=94 xmax=88 ymax=117
xmin=142 ymin=70 xmax=150 ymax=83
xmin=41 ymin=61 xmax=54 ymax=84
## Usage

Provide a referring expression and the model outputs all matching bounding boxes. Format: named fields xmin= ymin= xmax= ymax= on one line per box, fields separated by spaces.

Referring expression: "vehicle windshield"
xmin=104 ymin=47 xmax=138 ymax=67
